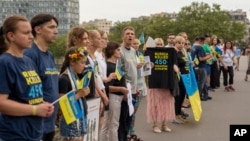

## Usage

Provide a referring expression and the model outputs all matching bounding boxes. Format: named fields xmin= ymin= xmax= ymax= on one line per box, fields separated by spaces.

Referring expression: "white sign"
xmin=84 ymin=98 xmax=101 ymax=141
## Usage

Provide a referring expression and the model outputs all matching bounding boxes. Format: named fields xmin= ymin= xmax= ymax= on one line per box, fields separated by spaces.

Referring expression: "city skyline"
xmin=79 ymin=0 xmax=250 ymax=23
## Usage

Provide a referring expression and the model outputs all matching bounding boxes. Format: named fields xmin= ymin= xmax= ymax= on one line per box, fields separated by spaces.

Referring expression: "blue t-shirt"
xmin=24 ymin=42 xmax=59 ymax=134
xmin=0 ymin=53 xmax=44 ymax=141
xmin=191 ymin=45 xmax=206 ymax=68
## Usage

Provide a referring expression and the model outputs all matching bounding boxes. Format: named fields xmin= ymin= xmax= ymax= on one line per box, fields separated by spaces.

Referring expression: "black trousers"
xmin=42 ymin=132 xmax=55 ymax=141
xmin=210 ymin=62 xmax=220 ymax=88
xmin=175 ymin=79 xmax=186 ymax=115
xmin=222 ymin=66 xmax=234 ymax=86
xmin=118 ymin=100 xmax=132 ymax=141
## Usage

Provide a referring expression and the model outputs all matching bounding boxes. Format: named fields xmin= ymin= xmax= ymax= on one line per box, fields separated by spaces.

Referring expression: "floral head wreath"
xmin=68 ymin=47 xmax=88 ymax=62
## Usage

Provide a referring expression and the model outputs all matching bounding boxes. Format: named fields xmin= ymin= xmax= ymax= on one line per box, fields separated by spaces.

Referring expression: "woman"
xmin=221 ymin=41 xmax=235 ymax=91
xmin=210 ymin=36 xmax=222 ymax=89
xmin=100 ymin=41 xmax=128 ymax=141
xmin=173 ymin=36 xmax=189 ymax=124
xmin=59 ymin=47 xmax=90 ymax=141
xmin=0 ymin=16 xmax=54 ymax=141
xmin=155 ymin=38 xmax=165 ymax=47
xmin=67 ymin=26 xmax=90 ymax=49
xmin=146 ymin=38 xmax=176 ymax=133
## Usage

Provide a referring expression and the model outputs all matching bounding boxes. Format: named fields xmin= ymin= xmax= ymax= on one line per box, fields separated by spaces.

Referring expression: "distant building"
xmin=228 ymin=9 xmax=250 ymax=43
xmin=0 ymin=0 xmax=79 ymax=34
xmin=81 ymin=19 xmax=112 ymax=34
xmin=131 ymin=12 xmax=178 ymax=22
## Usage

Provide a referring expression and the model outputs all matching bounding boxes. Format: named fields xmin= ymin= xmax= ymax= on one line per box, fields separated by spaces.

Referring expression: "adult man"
xmin=165 ymin=33 xmax=175 ymax=47
xmin=24 ymin=14 xmax=59 ymax=141
xmin=191 ymin=36 xmax=212 ymax=101
xmin=203 ymin=34 xmax=215 ymax=94
xmin=118 ymin=26 xmax=144 ymax=141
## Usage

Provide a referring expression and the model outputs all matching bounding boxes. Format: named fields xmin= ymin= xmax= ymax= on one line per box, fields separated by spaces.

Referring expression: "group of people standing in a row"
xmin=0 ymin=14 xmax=147 ymax=141
xmin=0 ymin=13 xmax=248 ymax=141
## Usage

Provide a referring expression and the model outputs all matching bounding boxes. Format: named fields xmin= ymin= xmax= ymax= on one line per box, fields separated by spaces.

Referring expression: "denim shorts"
xmin=206 ymin=64 xmax=211 ymax=75
xmin=59 ymin=116 xmax=87 ymax=139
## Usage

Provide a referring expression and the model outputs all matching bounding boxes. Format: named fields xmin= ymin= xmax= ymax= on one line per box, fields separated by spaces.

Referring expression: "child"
xmin=59 ymin=47 xmax=90 ymax=141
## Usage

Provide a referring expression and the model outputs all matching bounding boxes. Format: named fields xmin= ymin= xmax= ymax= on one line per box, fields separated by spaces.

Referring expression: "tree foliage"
xmin=108 ymin=2 xmax=247 ymax=44
xmin=49 ymin=34 xmax=67 ymax=58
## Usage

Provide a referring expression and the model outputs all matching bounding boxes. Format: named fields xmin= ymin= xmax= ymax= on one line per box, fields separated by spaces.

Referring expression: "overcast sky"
xmin=79 ymin=0 xmax=250 ymax=23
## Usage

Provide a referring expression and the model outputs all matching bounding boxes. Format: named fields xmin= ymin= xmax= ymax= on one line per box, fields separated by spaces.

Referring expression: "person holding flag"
xmin=59 ymin=47 xmax=90 ymax=141
xmin=100 ymin=41 xmax=128 ymax=141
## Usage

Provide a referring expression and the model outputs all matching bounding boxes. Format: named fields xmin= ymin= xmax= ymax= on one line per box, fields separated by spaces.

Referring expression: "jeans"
xmin=100 ymin=94 xmax=123 ymax=141
xmin=195 ymin=67 xmax=208 ymax=98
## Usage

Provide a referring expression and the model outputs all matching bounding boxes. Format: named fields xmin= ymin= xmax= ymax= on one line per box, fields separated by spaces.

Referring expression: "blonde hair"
xmin=174 ymin=36 xmax=185 ymax=43
xmin=155 ymin=38 xmax=164 ymax=47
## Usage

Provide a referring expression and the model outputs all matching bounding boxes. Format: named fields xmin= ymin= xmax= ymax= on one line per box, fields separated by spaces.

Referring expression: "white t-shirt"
xmin=94 ymin=51 xmax=107 ymax=78
xmin=222 ymin=49 xmax=234 ymax=66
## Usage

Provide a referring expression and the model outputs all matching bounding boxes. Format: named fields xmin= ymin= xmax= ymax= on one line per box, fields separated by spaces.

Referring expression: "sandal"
xmin=129 ymin=134 xmax=144 ymax=141
xmin=153 ymin=126 xmax=162 ymax=133
xmin=162 ymin=125 xmax=171 ymax=132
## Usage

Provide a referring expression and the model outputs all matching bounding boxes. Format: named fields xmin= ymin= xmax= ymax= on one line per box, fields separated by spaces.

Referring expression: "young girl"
xmin=59 ymin=47 xmax=90 ymax=141
xmin=0 ymin=16 xmax=54 ymax=141
xmin=99 ymin=41 xmax=128 ymax=141
xmin=221 ymin=41 xmax=235 ymax=91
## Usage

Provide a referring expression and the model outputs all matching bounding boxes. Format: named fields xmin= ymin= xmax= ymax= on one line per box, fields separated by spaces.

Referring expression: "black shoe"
xmin=206 ymin=96 xmax=212 ymax=100
xmin=181 ymin=110 xmax=189 ymax=118
xmin=208 ymin=87 xmax=215 ymax=92
xmin=200 ymin=97 xmax=207 ymax=101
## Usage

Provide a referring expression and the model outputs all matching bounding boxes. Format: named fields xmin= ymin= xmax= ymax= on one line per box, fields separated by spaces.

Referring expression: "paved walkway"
xmin=135 ymin=56 xmax=250 ymax=141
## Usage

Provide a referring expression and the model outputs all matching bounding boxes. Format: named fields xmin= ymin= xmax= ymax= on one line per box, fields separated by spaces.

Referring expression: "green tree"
xmin=49 ymin=34 xmax=67 ymax=58
xmin=175 ymin=2 xmax=246 ymax=42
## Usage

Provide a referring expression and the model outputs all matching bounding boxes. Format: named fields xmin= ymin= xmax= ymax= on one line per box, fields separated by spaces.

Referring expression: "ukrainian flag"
xmin=139 ymin=32 xmax=145 ymax=45
xmin=83 ymin=70 xmax=92 ymax=88
xmin=181 ymin=65 xmax=202 ymax=121
xmin=59 ymin=90 xmax=83 ymax=124
xmin=115 ymin=60 xmax=124 ymax=81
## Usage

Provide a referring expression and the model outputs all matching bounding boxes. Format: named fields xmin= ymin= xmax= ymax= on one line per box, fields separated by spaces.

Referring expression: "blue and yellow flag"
xmin=139 ymin=32 xmax=145 ymax=45
xmin=59 ymin=90 xmax=83 ymax=124
xmin=83 ymin=70 xmax=92 ymax=88
xmin=115 ymin=60 xmax=124 ymax=81
xmin=181 ymin=65 xmax=202 ymax=121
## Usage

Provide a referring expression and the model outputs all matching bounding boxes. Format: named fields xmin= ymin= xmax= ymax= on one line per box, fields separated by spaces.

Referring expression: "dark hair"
xmin=31 ymin=13 xmax=58 ymax=37
xmin=223 ymin=40 xmax=234 ymax=53
xmin=0 ymin=16 xmax=28 ymax=55
xmin=60 ymin=47 xmax=79 ymax=74
xmin=105 ymin=41 xmax=120 ymax=59
xmin=67 ymin=26 xmax=88 ymax=48
xmin=194 ymin=36 xmax=205 ymax=41
xmin=203 ymin=34 xmax=211 ymax=38
xmin=167 ymin=33 xmax=175 ymax=37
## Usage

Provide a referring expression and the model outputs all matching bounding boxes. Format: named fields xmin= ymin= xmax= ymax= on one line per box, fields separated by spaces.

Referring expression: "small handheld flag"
xmin=83 ymin=70 xmax=92 ymax=88
xmin=59 ymin=90 xmax=83 ymax=124
xmin=139 ymin=32 xmax=145 ymax=45
xmin=115 ymin=60 xmax=124 ymax=81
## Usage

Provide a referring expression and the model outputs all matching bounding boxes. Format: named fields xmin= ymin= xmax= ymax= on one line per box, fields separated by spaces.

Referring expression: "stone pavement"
xmin=134 ymin=56 xmax=250 ymax=141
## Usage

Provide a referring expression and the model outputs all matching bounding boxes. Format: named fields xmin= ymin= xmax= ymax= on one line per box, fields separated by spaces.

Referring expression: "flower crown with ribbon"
xmin=68 ymin=47 xmax=88 ymax=62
